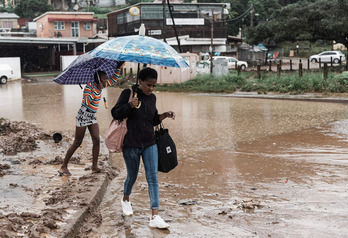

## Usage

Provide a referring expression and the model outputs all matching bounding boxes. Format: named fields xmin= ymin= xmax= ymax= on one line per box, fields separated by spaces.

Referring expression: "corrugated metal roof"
xmin=0 ymin=13 xmax=20 ymax=19
xmin=47 ymin=17 xmax=97 ymax=22
xmin=34 ymin=12 xmax=95 ymax=21
xmin=0 ymin=36 xmax=106 ymax=45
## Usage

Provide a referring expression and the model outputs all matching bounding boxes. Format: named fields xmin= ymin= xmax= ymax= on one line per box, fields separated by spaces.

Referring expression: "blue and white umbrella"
xmin=54 ymin=35 xmax=189 ymax=85
xmin=89 ymin=35 xmax=189 ymax=68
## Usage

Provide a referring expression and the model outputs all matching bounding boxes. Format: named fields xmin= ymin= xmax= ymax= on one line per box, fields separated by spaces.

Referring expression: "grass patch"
xmin=156 ymin=72 xmax=246 ymax=93
xmin=156 ymin=70 xmax=348 ymax=94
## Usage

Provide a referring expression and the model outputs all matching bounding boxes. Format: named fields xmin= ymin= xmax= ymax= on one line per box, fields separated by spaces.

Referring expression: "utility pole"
xmin=167 ymin=0 xmax=181 ymax=53
xmin=210 ymin=9 xmax=214 ymax=74
xmin=250 ymin=5 xmax=254 ymax=27
xmin=162 ymin=0 xmax=166 ymax=42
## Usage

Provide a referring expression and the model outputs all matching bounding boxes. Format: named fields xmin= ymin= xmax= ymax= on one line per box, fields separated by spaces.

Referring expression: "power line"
xmin=224 ymin=5 xmax=253 ymax=23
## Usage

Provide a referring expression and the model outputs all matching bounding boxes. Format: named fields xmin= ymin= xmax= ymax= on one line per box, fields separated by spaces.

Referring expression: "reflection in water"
xmin=2 ymin=81 xmax=348 ymax=143
xmin=0 ymin=81 xmax=23 ymax=118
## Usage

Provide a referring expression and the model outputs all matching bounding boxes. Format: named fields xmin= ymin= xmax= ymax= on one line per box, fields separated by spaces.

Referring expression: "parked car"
xmin=0 ymin=64 xmax=13 ymax=84
xmin=212 ymin=56 xmax=248 ymax=70
xmin=309 ymin=51 xmax=346 ymax=64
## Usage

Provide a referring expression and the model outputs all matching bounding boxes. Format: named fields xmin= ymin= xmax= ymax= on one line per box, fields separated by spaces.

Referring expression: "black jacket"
xmin=111 ymin=85 xmax=161 ymax=148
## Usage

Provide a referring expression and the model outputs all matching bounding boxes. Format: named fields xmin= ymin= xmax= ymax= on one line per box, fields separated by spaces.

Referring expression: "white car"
xmin=309 ymin=51 xmax=346 ymax=64
xmin=212 ymin=56 xmax=248 ymax=70
xmin=0 ymin=64 xmax=13 ymax=84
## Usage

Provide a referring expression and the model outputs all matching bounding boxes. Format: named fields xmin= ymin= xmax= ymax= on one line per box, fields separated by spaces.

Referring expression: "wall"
xmin=0 ymin=57 xmax=21 ymax=80
xmin=123 ymin=53 xmax=198 ymax=84
xmin=0 ymin=18 xmax=18 ymax=29
xmin=60 ymin=55 xmax=78 ymax=71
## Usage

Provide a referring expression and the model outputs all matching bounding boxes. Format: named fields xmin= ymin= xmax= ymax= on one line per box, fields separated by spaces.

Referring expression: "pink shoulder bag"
xmin=105 ymin=89 xmax=133 ymax=153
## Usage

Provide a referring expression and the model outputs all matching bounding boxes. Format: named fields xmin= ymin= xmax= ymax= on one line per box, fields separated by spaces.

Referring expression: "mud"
xmin=0 ymin=118 xmax=51 ymax=155
xmin=0 ymin=118 xmax=115 ymax=237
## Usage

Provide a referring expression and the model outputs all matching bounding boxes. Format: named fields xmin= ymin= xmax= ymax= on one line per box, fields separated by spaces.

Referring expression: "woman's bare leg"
xmin=60 ymin=126 xmax=87 ymax=174
xmin=88 ymin=123 xmax=101 ymax=172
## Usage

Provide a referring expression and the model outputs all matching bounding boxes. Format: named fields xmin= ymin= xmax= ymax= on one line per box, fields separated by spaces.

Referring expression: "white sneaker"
xmin=121 ymin=199 xmax=133 ymax=216
xmin=149 ymin=215 xmax=170 ymax=229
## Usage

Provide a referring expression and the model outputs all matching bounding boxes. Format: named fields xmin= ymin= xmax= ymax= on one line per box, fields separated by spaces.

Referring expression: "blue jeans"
xmin=122 ymin=144 xmax=159 ymax=209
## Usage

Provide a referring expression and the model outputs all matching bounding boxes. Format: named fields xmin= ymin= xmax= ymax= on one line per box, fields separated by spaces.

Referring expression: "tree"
xmin=223 ymin=0 xmax=281 ymax=37
xmin=245 ymin=0 xmax=348 ymax=49
xmin=15 ymin=0 xmax=53 ymax=20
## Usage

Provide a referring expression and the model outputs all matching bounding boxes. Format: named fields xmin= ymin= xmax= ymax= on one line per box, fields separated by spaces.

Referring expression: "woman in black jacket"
xmin=111 ymin=67 xmax=175 ymax=229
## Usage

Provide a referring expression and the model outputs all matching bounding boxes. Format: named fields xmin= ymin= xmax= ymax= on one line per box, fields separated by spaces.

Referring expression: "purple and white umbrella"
xmin=54 ymin=53 xmax=121 ymax=85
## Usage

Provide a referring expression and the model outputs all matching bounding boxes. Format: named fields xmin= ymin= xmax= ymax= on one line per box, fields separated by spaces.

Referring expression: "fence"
xmin=250 ymin=57 xmax=347 ymax=80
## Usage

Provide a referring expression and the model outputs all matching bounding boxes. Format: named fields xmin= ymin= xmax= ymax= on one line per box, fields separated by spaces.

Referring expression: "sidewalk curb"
xmin=194 ymin=93 xmax=348 ymax=104
xmin=61 ymin=174 xmax=111 ymax=238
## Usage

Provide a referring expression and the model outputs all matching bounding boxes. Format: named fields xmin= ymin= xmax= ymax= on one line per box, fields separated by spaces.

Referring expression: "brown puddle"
xmin=1 ymin=80 xmax=348 ymax=237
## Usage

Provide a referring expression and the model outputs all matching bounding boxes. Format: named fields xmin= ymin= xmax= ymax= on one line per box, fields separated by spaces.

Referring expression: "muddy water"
xmin=1 ymin=80 xmax=348 ymax=237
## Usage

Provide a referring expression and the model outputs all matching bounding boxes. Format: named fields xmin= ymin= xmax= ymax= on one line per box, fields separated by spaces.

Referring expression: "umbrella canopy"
xmin=54 ymin=35 xmax=189 ymax=85
xmin=88 ymin=35 xmax=190 ymax=68
xmin=54 ymin=53 xmax=121 ymax=85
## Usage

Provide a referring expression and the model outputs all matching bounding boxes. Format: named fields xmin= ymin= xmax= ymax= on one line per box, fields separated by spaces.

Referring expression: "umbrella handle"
xmin=103 ymin=97 xmax=108 ymax=109
xmin=134 ymin=92 xmax=141 ymax=109
xmin=96 ymin=72 xmax=101 ymax=84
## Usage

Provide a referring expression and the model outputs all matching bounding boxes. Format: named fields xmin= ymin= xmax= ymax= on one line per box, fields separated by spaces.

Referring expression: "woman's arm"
xmin=153 ymin=110 xmax=175 ymax=126
xmin=111 ymin=89 xmax=132 ymax=120
xmin=104 ymin=62 xmax=124 ymax=88
xmin=159 ymin=111 xmax=175 ymax=121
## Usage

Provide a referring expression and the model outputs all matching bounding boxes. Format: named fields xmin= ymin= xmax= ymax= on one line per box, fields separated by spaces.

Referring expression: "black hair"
xmin=94 ymin=71 xmax=107 ymax=83
xmin=139 ymin=67 xmax=158 ymax=81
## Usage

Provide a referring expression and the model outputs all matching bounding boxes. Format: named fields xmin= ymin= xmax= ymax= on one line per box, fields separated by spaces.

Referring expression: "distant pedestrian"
xmin=111 ymin=67 xmax=175 ymax=229
xmin=58 ymin=64 xmax=123 ymax=176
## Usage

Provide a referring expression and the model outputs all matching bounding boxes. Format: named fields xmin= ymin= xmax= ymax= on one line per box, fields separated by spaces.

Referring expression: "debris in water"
xmin=178 ymin=200 xmax=197 ymax=205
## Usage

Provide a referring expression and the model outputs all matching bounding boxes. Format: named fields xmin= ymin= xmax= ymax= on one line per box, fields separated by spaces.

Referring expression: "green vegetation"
xmin=156 ymin=73 xmax=246 ymax=93
xmin=246 ymin=0 xmax=348 ymax=49
xmin=14 ymin=0 xmax=53 ymax=20
xmin=155 ymin=70 xmax=348 ymax=94
xmin=86 ymin=6 xmax=112 ymax=14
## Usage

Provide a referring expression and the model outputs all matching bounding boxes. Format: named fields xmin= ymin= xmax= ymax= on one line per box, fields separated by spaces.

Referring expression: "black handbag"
xmin=155 ymin=123 xmax=178 ymax=173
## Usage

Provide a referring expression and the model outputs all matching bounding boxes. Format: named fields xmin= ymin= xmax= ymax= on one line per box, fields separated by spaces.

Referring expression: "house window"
xmin=117 ymin=12 xmax=126 ymax=23
xmin=54 ymin=21 xmax=65 ymax=30
xmin=3 ymin=21 xmax=12 ymax=28
xmin=141 ymin=5 xmax=163 ymax=19
xmin=71 ymin=21 xmax=79 ymax=37
xmin=84 ymin=22 xmax=91 ymax=30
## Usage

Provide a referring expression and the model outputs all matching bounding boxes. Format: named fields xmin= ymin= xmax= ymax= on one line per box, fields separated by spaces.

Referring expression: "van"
xmin=0 ymin=64 xmax=14 ymax=84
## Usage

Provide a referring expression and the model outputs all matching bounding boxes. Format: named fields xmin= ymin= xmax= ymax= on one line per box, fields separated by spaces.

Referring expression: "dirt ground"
xmin=0 ymin=118 xmax=117 ymax=238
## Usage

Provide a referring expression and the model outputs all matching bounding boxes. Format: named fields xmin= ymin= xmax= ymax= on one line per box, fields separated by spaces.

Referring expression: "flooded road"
xmin=1 ymin=80 xmax=348 ymax=237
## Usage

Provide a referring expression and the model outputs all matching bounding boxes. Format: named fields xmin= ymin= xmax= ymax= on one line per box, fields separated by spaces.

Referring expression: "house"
xmin=1 ymin=0 xmax=16 ymax=8
xmin=0 ymin=12 xmax=19 ymax=31
xmin=33 ymin=12 xmax=97 ymax=38
xmin=107 ymin=2 xmax=229 ymax=54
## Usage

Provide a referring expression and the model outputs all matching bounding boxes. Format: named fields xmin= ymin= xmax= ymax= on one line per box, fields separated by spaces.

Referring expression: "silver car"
xmin=309 ymin=51 xmax=346 ymax=64
xmin=213 ymin=56 xmax=248 ymax=70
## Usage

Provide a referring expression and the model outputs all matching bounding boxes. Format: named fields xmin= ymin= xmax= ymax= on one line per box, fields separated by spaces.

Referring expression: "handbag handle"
xmin=155 ymin=122 xmax=165 ymax=131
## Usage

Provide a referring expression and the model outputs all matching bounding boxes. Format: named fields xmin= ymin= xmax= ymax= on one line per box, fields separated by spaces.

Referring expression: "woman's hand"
xmin=164 ymin=111 xmax=175 ymax=120
xmin=129 ymin=97 xmax=139 ymax=108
